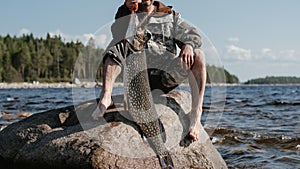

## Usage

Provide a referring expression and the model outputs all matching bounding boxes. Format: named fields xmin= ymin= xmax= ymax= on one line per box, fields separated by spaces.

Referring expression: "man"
xmin=92 ymin=0 xmax=206 ymax=142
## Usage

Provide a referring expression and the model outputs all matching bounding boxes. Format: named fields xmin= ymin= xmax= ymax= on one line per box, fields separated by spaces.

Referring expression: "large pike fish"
xmin=122 ymin=7 xmax=174 ymax=168
xmin=123 ymin=49 xmax=174 ymax=169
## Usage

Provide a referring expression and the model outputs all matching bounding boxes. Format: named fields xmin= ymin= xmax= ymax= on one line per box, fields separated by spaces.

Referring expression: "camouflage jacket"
xmin=109 ymin=1 xmax=202 ymax=68
xmin=140 ymin=1 xmax=202 ymax=68
xmin=111 ymin=2 xmax=201 ymax=46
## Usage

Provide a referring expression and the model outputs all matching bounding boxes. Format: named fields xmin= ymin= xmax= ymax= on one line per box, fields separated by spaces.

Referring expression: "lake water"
xmin=0 ymin=85 xmax=299 ymax=168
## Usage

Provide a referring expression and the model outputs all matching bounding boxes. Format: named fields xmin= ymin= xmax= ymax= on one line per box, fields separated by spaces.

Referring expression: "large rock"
xmin=0 ymin=90 xmax=227 ymax=169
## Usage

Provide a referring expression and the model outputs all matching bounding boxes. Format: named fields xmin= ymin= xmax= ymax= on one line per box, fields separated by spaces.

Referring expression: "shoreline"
xmin=0 ymin=82 xmax=123 ymax=89
xmin=0 ymin=82 xmax=300 ymax=89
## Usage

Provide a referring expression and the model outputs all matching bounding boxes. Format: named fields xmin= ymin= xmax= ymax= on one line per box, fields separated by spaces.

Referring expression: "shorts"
xmin=147 ymin=69 xmax=182 ymax=94
xmin=103 ymin=41 xmax=190 ymax=94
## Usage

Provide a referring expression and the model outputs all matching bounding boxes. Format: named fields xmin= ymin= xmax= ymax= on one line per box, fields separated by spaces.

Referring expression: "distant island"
xmin=245 ymin=76 xmax=300 ymax=84
xmin=0 ymin=34 xmax=240 ymax=84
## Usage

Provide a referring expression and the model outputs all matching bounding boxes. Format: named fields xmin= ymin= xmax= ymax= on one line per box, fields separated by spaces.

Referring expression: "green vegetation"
xmin=0 ymin=33 xmax=104 ymax=82
xmin=206 ymin=65 xmax=239 ymax=84
xmin=245 ymin=76 xmax=300 ymax=84
xmin=0 ymin=34 xmax=239 ymax=84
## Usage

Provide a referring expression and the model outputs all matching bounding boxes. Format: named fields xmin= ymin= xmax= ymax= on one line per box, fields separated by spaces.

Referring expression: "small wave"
xmin=212 ymin=127 xmax=300 ymax=151
xmin=254 ymin=137 xmax=300 ymax=150
xmin=55 ymin=101 xmax=69 ymax=104
xmin=2 ymin=103 xmax=13 ymax=108
xmin=25 ymin=101 xmax=40 ymax=105
xmin=274 ymin=155 xmax=300 ymax=165
xmin=202 ymin=106 xmax=233 ymax=112
xmin=235 ymin=99 xmax=248 ymax=103
xmin=269 ymin=100 xmax=300 ymax=106
xmin=6 ymin=97 xmax=20 ymax=102
xmin=28 ymin=95 xmax=41 ymax=99
xmin=296 ymin=145 xmax=300 ymax=151
xmin=210 ymin=128 xmax=252 ymax=145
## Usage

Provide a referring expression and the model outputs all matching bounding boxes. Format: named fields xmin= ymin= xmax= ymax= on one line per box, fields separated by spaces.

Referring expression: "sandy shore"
xmin=0 ymin=82 xmax=124 ymax=89
xmin=1 ymin=82 xmax=299 ymax=89
xmin=0 ymin=82 xmax=77 ymax=89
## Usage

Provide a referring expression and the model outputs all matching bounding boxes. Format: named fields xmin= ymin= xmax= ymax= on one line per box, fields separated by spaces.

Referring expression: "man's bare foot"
xmin=179 ymin=112 xmax=201 ymax=147
xmin=188 ymin=111 xmax=202 ymax=141
xmin=188 ymin=120 xmax=201 ymax=141
xmin=91 ymin=98 xmax=113 ymax=121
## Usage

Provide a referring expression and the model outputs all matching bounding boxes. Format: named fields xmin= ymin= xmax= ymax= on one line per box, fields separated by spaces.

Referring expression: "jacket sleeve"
xmin=173 ymin=12 xmax=202 ymax=49
xmin=110 ymin=5 xmax=131 ymax=43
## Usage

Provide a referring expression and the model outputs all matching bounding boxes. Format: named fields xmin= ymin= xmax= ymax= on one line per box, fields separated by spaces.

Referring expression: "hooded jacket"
xmin=110 ymin=1 xmax=201 ymax=51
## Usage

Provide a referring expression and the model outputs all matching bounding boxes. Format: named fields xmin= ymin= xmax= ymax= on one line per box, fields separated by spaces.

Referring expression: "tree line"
xmin=0 ymin=33 xmax=105 ymax=82
xmin=245 ymin=76 xmax=300 ymax=84
xmin=0 ymin=34 xmax=239 ymax=83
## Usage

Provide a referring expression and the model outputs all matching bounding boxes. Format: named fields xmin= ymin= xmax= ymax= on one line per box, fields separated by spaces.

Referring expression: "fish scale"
xmin=123 ymin=49 xmax=174 ymax=169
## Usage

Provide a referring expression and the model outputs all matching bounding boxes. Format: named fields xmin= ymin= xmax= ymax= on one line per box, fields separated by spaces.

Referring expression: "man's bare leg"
xmin=188 ymin=49 xmax=206 ymax=141
xmin=92 ymin=57 xmax=122 ymax=120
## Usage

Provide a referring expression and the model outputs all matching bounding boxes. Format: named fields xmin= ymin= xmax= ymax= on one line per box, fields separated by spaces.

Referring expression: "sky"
xmin=1 ymin=0 xmax=300 ymax=82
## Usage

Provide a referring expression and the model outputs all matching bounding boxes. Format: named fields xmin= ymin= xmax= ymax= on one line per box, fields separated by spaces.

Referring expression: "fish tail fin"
xmin=158 ymin=152 xmax=174 ymax=169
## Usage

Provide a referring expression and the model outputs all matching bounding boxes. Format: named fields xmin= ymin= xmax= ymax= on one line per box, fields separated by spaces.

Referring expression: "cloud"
xmin=224 ymin=45 xmax=252 ymax=61
xmin=258 ymin=48 xmax=298 ymax=62
xmin=223 ymin=37 xmax=299 ymax=63
xmin=279 ymin=49 xmax=297 ymax=61
xmin=225 ymin=46 xmax=299 ymax=62
xmin=48 ymin=29 xmax=108 ymax=48
xmin=49 ymin=29 xmax=65 ymax=38
xmin=227 ymin=37 xmax=239 ymax=44
xmin=18 ymin=28 xmax=31 ymax=36
xmin=222 ymin=37 xmax=300 ymax=81
xmin=223 ymin=37 xmax=253 ymax=61
xmin=16 ymin=28 xmax=109 ymax=48
xmin=261 ymin=48 xmax=271 ymax=55
xmin=80 ymin=33 xmax=108 ymax=48
xmin=48 ymin=29 xmax=76 ymax=42
xmin=259 ymin=48 xmax=277 ymax=60
xmin=94 ymin=34 xmax=107 ymax=48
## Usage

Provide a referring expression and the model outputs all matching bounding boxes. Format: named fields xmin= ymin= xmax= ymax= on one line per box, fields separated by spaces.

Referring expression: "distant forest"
xmin=245 ymin=76 xmax=300 ymax=84
xmin=0 ymin=34 xmax=239 ymax=83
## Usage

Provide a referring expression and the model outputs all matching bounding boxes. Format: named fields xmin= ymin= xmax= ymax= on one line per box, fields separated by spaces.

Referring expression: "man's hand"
xmin=126 ymin=0 xmax=139 ymax=11
xmin=179 ymin=44 xmax=194 ymax=69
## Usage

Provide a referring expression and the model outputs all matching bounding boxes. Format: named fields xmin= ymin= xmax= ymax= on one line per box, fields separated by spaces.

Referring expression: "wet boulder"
xmin=0 ymin=90 xmax=227 ymax=169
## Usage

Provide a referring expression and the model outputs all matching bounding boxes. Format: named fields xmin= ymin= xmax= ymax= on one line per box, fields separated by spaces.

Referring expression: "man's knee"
xmin=193 ymin=49 xmax=206 ymax=67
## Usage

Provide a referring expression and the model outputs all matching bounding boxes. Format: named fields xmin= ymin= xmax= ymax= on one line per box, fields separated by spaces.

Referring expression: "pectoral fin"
xmin=137 ymin=118 xmax=166 ymax=143
xmin=158 ymin=118 xmax=166 ymax=143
